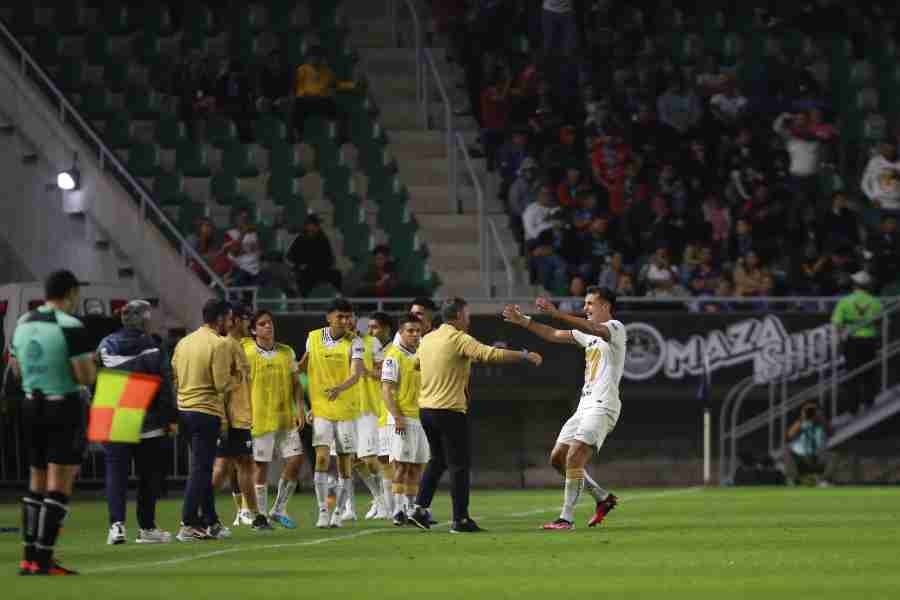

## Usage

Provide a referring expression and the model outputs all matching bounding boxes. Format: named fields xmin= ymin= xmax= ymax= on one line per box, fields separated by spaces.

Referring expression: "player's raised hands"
xmin=526 ymin=351 xmax=543 ymax=367
xmin=502 ymin=304 xmax=528 ymax=326
xmin=535 ymin=296 xmax=559 ymax=317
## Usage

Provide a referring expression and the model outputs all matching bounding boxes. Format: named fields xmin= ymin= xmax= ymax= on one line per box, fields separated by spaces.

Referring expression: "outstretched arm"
xmin=502 ymin=304 xmax=576 ymax=345
xmin=535 ymin=297 xmax=611 ymax=342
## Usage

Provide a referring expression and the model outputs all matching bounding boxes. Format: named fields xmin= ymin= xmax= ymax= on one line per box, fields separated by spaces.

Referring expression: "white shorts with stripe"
xmin=555 ymin=408 xmax=619 ymax=451
xmin=355 ymin=413 xmax=379 ymax=458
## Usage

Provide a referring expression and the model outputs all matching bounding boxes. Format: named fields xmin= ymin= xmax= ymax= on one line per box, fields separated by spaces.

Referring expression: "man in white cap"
xmin=831 ymin=271 xmax=882 ymax=414
xmin=96 ymin=300 xmax=177 ymax=545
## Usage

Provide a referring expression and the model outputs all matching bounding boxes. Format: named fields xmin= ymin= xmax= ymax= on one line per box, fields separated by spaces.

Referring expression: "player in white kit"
xmin=503 ymin=286 xmax=624 ymax=530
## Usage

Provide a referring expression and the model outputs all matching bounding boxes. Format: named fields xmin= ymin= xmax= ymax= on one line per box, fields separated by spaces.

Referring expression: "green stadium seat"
xmin=79 ymin=87 xmax=116 ymax=119
xmin=47 ymin=58 xmax=86 ymax=92
xmin=153 ymin=173 xmax=191 ymax=206
xmin=259 ymin=286 xmax=288 ymax=311
xmin=54 ymin=5 xmax=90 ymax=34
xmin=141 ymin=5 xmax=174 ymax=36
xmin=222 ymin=143 xmax=261 ymax=178
xmin=267 ymin=171 xmax=303 ymax=206
xmin=156 ymin=117 xmax=188 ymax=149
xmin=126 ymin=143 xmax=162 ymax=177
xmin=207 ymin=117 xmax=239 ymax=148
xmin=126 ymin=86 xmax=162 ymax=119
xmin=176 ymin=142 xmax=212 ymax=177
xmin=103 ymin=4 xmax=135 ymax=35
xmin=253 ymin=115 xmax=288 ymax=148
xmin=103 ymin=113 xmax=135 ymax=149
xmin=340 ymin=221 xmax=372 ymax=263
xmin=269 ymin=141 xmax=307 ymax=177
xmin=103 ymin=62 xmax=131 ymax=92
xmin=307 ymin=283 xmax=339 ymax=299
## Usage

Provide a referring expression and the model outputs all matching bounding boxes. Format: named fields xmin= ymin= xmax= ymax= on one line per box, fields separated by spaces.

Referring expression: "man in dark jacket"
xmin=97 ymin=300 xmax=177 ymax=545
xmin=286 ymin=214 xmax=344 ymax=296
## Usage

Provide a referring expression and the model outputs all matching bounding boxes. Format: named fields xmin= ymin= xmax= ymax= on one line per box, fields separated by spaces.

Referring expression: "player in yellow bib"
xmin=340 ymin=314 xmax=387 ymax=522
xmin=246 ymin=310 xmax=305 ymax=529
xmin=381 ymin=314 xmax=428 ymax=526
xmin=299 ymin=299 xmax=365 ymax=528
xmin=365 ymin=312 xmax=395 ymax=519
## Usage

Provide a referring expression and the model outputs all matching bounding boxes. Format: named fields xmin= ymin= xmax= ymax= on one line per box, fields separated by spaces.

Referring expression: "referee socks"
xmin=35 ymin=492 xmax=69 ymax=568
xmin=21 ymin=491 xmax=43 ymax=563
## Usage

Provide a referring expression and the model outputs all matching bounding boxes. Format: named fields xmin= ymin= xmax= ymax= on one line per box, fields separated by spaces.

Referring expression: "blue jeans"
xmin=179 ymin=411 xmax=221 ymax=528
xmin=105 ymin=437 xmax=169 ymax=529
xmin=542 ymin=9 xmax=577 ymax=54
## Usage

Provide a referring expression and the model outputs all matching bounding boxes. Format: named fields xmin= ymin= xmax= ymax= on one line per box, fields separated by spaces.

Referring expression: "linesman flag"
xmin=88 ymin=369 xmax=161 ymax=443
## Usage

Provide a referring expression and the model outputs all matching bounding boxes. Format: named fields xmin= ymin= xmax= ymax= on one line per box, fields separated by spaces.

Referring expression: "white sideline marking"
xmin=85 ymin=488 xmax=702 ymax=574
xmin=508 ymin=486 xmax=703 ymax=518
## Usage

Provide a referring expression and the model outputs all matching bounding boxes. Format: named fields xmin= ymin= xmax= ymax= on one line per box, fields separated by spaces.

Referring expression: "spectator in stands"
xmin=732 ymin=217 xmax=755 ymax=259
xmin=542 ymin=0 xmax=577 ymax=55
xmin=703 ymin=278 xmax=736 ymax=313
xmin=291 ymin=46 xmax=354 ymax=144
xmin=597 ymin=251 xmax=625 ymax=291
xmin=256 ymin=50 xmax=291 ymax=113
xmin=178 ymin=54 xmax=217 ymax=141
xmin=352 ymin=245 xmax=399 ymax=298
xmin=656 ymin=76 xmax=702 ymax=136
xmin=499 ymin=130 xmax=531 ymax=188
xmin=558 ymin=275 xmax=587 ymax=313
xmin=224 ymin=208 xmax=251 ymax=250
xmin=820 ymin=191 xmax=860 ymax=249
xmin=572 ymin=190 xmax=599 ymax=242
xmin=684 ymin=245 xmax=720 ymax=293
xmin=577 ymin=215 xmax=618 ymax=281
xmin=861 ymin=142 xmax=900 ymax=217
xmin=773 ymin=110 xmax=823 ymax=218
xmin=740 ymin=183 xmax=783 ymax=252
xmin=286 ymin=214 xmax=343 ymax=297
xmin=523 ymin=186 xmax=567 ymax=292
xmin=187 ymin=218 xmax=230 ymax=282
xmin=508 ymin=157 xmax=541 ymax=254
xmin=709 ymin=78 xmax=748 ymax=132
xmin=591 ymin=129 xmax=632 ymax=201
xmin=867 ymin=215 xmax=900 ymax=288
xmin=556 ymin=164 xmax=583 ymax=209
xmin=608 ymin=158 xmax=648 ymax=218
xmin=480 ymin=67 xmax=512 ymax=171
xmin=639 ymin=246 xmax=679 ymax=296
xmin=226 ymin=227 xmax=263 ymax=287
xmin=522 ymin=185 xmax=558 ymax=246
xmin=784 ymin=403 xmax=834 ymax=487
xmin=733 ymin=250 xmax=774 ymax=298
xmin=681 ymin=139 xmax=716 ymax=198
xmin=615 ymin=271 xmax=636 ymax=297
xmin=792 ymin=242 xmax=828 ymax=296
xmin=216 ymin=59 xmax=255 ymax=142
xmin=629 ymin=102 xmax=676 ymax=163
xmin=702 ymin=193 xmax=731 ymax=255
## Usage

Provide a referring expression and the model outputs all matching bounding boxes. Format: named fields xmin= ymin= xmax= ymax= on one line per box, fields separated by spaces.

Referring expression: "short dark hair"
xmin=440 ymin=297 xmax=468 ymax=323
xmin=397 ymin=313 xmax=422 ymax=329
xmin=586 ymin=286 xmax=617 ymax=312
xmin=328 ymin=298 xmax=354 ymax=314
xmin=370 ymin=311 xmax=395 ymax=333
xmin=409 ymin=297 xmax=437 ymax=313
xmin=202 ymin=299 xmax=232 ymax=325
xmin=250 ymin=309 xmax=274 ymax=334
xmin=44 ymin=270 xmax=81 ymax=301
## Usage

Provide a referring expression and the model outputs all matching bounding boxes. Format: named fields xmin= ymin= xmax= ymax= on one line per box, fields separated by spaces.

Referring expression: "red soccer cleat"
xmin=34 ymin=561 xmax=79 ymax=576
xmin=587 ymin=493 xmax=618 ymax=528
xmin=18 ymin=560 xmax=38 ymax=576
xmin=541 ymin=518 xmax=574 ymax=531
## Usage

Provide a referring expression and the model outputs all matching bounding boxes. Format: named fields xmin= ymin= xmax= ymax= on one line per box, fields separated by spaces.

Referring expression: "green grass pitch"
xmin=2 ymin=487 xmax=899 ymax=598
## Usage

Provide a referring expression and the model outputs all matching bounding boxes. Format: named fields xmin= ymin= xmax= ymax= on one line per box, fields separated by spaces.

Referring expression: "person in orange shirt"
xmin=291 ymin=45 xmax=354 ymax=144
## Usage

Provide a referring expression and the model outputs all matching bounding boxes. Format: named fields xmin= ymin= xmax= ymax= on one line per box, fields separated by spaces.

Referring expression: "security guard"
xmin=831 ymin=271 xmax=882 ymax=414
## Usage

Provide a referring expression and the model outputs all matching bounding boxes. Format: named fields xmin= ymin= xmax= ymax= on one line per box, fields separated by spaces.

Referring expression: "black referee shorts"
xmin=22 ymin=393 xmax=87 ymax=468
xmin=216 ymin=428 xmax=253 ymax=458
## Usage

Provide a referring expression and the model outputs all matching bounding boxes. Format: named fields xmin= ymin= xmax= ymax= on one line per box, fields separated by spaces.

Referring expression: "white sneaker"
xmin=341 ymin=507 xmax=357 ymax=522
xmin=375 ymin=504 xmax=392 ymax=519
xmin=316 ymin=510 xmax=332 ymax=529
xmin=330 ymin=510 xmax=344 ymax=529
xmin=136 ymin=528 xmax=172 ymax=544
xmin=232 ymin=514 xmax=241 ymax=527
xmin=239 ymin=510 xmax=255 ymax=526
xmin=365 ymin=501 xmax=379 ymax=520
xmin=107 ymin=522 xmax=126 ymax=545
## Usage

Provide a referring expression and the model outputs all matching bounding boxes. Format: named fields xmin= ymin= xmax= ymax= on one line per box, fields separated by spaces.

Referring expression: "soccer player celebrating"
xmin=367 ymin=312 xmax=395 ymax=519
xmin=211 ymin=304 xmax=270 ymax=531
xmin=11 ymin=270 xmax=96 ymax=575
xmin=300 ymin=299 xmax=365 ymax=528
xmin=246 ymin=310 xmax=306 ymax=529
xmin=503 ymin=288 xmax=623 ymax=530
xmin=381 ymin=315 xmax=428 ymax=525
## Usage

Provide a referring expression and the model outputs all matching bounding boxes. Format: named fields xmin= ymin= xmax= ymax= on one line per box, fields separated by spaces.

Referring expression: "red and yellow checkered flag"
xmin=87 ymin=369 xmax=161 ymax=443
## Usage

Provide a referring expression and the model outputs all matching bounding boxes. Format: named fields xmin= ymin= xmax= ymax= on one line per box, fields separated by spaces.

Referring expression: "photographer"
xmin=783 ymin=402 xmax=835 ymax=487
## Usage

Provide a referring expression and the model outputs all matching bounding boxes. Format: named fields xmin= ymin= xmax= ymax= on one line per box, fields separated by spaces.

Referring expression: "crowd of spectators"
xmin=434 ymin=0 xmax=900 ymax=305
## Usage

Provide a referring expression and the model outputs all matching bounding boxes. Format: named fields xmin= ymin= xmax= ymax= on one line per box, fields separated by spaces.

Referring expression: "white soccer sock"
xmin=582 ymin=471 xmax=609 ymax=503
xmin=394 ymin=494 xmax=406 ymax=514
xmin=362 ymin=472 xmax=382 ymax=503
xmin=382 ymin=478 xmax=394 ymax=514
xmin=336 ymin=478 xmax=352 ymax=515
xmin=254 ymin=485 xmax=268 ymax=516
xmin=560 ymin=472 xmax=585 ymax=523
xmin=405 ymin=495 xmax=416 ymax=515
xmin=345 ymin=477 xmax=356 ymax=513
xmin=314 ymin=472 xmax=330 ymax=511
xmin=272 ymin=478 xmax=298 ymax=515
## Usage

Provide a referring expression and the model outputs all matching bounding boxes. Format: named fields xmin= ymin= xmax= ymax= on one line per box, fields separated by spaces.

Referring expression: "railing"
xmin=488 ymin=218 xmax=515 ymax=298
xmin=0 ymin=17 xmax=226 ymax=293
xmin=455 ymin=131 xmax=488 ymax=294
xmin=719 ymin=299 xmax=900 ymax=483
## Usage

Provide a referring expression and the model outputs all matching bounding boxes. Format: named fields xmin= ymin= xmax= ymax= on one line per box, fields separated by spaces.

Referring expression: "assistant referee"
xmin=408 ymin=298 xmax=542 ymax=533
xmin=11 ymin=270 xmax=96 ymax=575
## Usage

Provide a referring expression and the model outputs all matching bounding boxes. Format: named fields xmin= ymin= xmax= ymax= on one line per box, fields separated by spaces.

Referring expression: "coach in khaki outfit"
xmin=408 ymin=298 xmax=542 ymax=533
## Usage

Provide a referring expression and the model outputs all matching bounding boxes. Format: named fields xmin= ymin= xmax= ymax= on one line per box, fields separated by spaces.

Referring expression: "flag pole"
xmin=703 ymin=348 xmax=712 ymax=485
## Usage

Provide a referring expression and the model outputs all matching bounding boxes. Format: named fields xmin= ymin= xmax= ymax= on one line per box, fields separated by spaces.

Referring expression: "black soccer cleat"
xmin=449 ymin=518 xmax=484 ymax=533
xmin=34 ymin=561 xmax=79 ymax=576
xmin=408 ymin=507 xmax=431 ymax=530
xmin=392 ymin=511 xmax=408 ymax=527
xmin=251 ymin=515 xmax=273 ymax=531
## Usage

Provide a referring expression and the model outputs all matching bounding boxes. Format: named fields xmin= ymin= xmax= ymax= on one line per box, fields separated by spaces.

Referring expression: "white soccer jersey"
xmin=571 ymin=320 xmax=626 ymax=415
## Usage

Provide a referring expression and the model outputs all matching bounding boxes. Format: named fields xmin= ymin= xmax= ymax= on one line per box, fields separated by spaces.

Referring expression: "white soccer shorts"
xmin=377 ymin=425 xmax=391 ymax=457
xmin=555 ymin=409 xmax=619 ymax=451
xmin=252 ymin=428 xmax=303 ymax=463
xmin=313 ymin=417 xmax=356 ymax=454
xmin=389 ymin=417 xmax=430 ymax=464
xmin=355 ymin=413 xmax=379 ymax=458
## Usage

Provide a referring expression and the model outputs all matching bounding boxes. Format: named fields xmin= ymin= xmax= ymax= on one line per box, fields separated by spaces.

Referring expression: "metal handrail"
xmin=424 ymin=47 xmax=456 ymax=211
xmin=488 ymin=218 xmax=514 ymax=298
xmin=455 ymin=131 xmax=486 ymax=293
xmin=0 ymin=17 xmax=226 ymax=291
